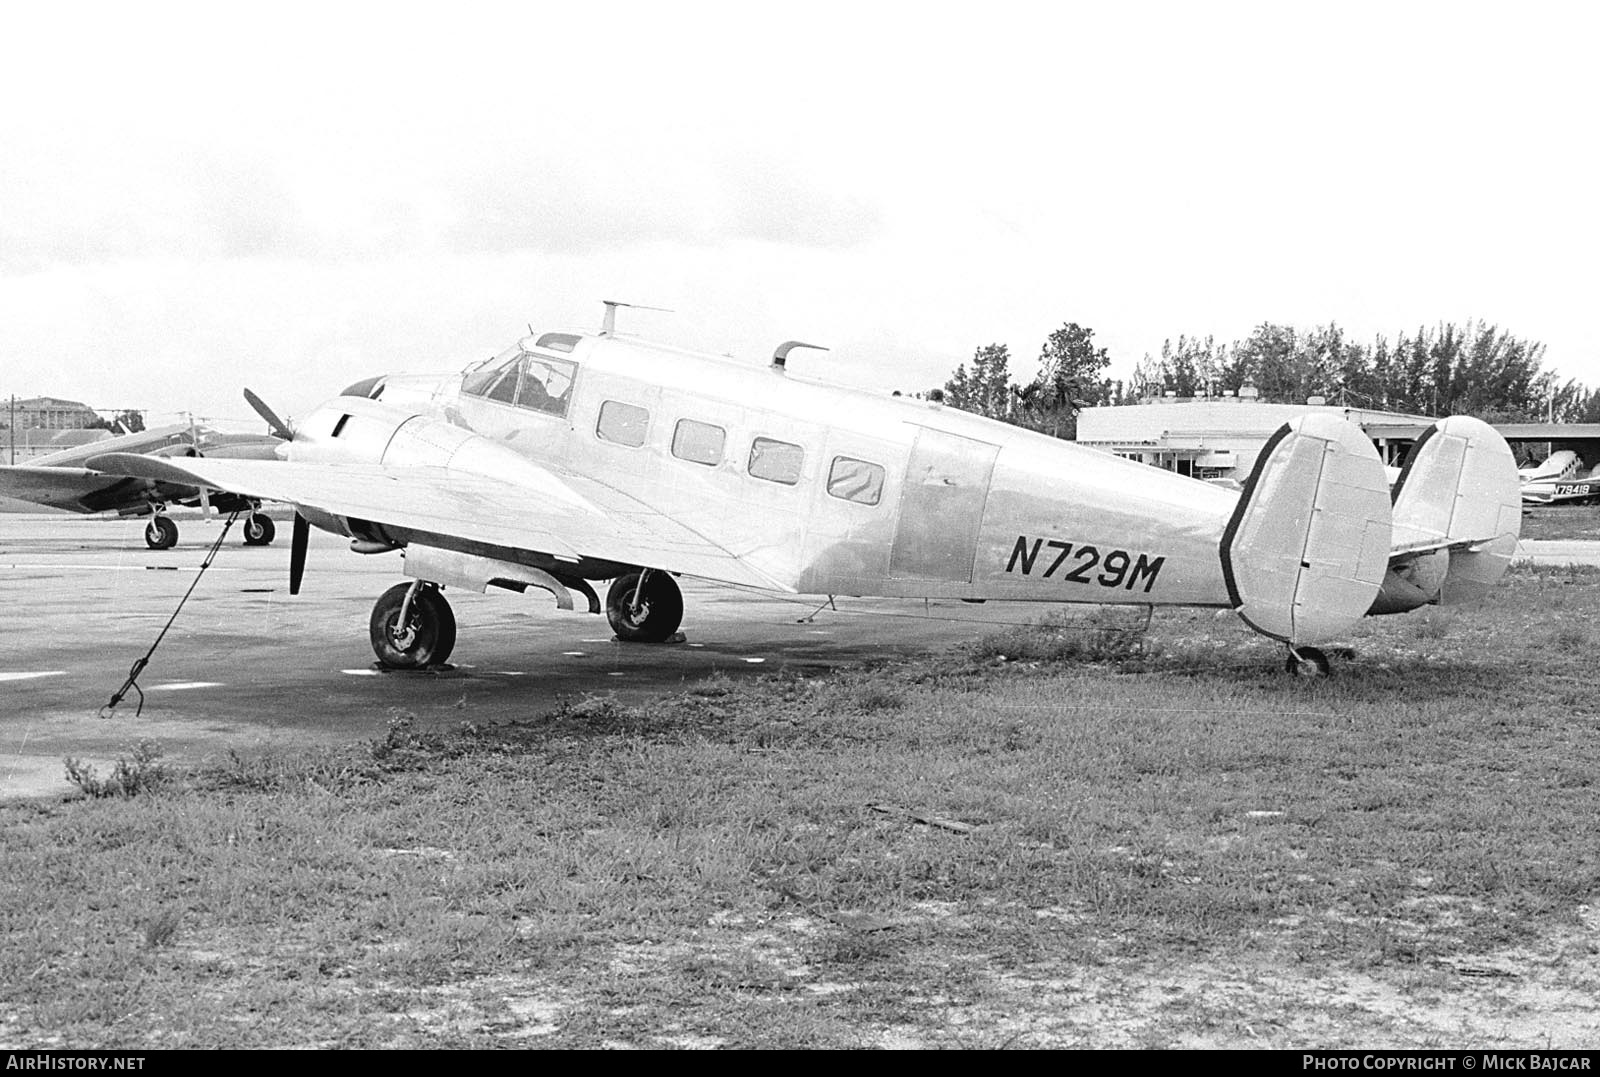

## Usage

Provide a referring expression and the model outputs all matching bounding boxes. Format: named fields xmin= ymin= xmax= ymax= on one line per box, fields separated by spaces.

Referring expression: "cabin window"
xmin=597 ymin=400 xmax=650 ymax=447
xmin=748 ymin=437 xmax=804 ymax=485
xmin=672 ymin=419 xmax=725 ymax=466
xmin=516 ymin=356 xmax=578 ymax=417
xmin=826 ymin=456 xmax=885 ymax=505
xmin=534 ymin=332 xmax=580 ymax=354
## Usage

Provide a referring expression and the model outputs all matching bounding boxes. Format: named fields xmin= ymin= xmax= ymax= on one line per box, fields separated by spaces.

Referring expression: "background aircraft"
xmin=1518 ymin=449 xmax=1600 ymax=505
xmin=1 ymin=422 xmax=283 ymax=548
xmin=91 ymin=307 xmax=1522 ymax=677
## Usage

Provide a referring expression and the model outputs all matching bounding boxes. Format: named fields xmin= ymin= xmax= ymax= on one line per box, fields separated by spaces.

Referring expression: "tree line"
xmin=941 ymin=320 xmax=1600 ymax=437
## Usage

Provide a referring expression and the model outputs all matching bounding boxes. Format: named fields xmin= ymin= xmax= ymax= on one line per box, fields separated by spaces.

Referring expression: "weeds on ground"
xmin=62 ymin=740 xmax=167 ymax=799
xmin=966 ymin=607 xmax=1154 ymax=667
xmin=7 ymin=572 xmax=1600 ymax=1048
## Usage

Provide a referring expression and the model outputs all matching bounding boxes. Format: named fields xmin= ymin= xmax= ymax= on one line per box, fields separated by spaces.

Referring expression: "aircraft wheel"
xmin=243 ymin=513 xmax=276 ymax=546
xmin=606 ymin=571 xmax=683 ymax=643
xmin=145 ymin=516 xmax=178 ymax=550
xmin=370 ymin=582 xmax=457 ymax=669
xmin=1284 ymin=645 xmax=1330 ymax=678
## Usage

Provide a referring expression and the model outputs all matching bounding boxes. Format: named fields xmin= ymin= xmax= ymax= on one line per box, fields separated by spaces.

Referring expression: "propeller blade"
xmin=289 ymin=513 xmax=309 ymax=595
xmin=244 ymin=388 xmax=295 ymax=442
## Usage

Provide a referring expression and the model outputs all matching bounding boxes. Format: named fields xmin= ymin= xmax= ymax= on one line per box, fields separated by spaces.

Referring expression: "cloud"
xmin=439 ymin=148 xmax=883 ymax=257
xmin=0 ymin=130 xmax=885 ymax=274
xmin=0 ymin=137 xmax=311 ymax=272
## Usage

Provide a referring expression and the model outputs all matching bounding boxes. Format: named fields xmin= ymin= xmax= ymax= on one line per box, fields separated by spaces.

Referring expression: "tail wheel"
xmin=1285 ymin=645 xmax=1330 ymax=678
xmin=370 ymin=582 xmax=457 ymax=669
xmin=145 ymin=516 xmax=178 ymax=550
xmin=243 ymin=513 xmax=276 ymax=546
xmin=605 ymin=571 xmax=683 ymax=643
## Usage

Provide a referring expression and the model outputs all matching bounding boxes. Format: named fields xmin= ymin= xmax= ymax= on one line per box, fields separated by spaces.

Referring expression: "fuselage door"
xmin=888 ymin=427 xmax=1000 ymax=583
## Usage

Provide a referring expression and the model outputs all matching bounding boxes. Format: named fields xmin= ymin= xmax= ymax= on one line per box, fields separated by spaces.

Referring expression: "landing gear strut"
xmin=370 ymin=582 xmax=457 ymax=668
xmin=1285 ymin=645 xmax=1330 ymax=678
xmin=144 ymin=515 xmax=178 ymax=550
xmin=605 ymin=570 xmax=683 ymax=642
xmin=242 ymin=513 xmax=276 ymax=546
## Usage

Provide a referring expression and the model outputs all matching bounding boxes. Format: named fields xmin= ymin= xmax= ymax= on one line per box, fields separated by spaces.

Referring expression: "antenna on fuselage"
xmin=772 ymin=340 xmax=829 ymax=372
xmin=599 ymin=299 xmax=674 ymax=337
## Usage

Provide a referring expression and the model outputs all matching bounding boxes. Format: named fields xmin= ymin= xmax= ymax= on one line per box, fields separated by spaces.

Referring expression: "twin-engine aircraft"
xmin=1 ymin=422 xmax=282 ymax=548
xmin=92 ymin=306 xmax=1522 ymax=677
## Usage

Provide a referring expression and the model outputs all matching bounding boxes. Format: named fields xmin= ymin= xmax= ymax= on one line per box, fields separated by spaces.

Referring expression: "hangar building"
xmin=1075 ymin=396 xmax=1435 ymax=482
xmin=1077 ymin=395 xmax=1600 ymax=486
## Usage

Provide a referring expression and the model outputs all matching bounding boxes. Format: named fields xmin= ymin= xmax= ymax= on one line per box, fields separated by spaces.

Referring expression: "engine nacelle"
xmin=287 ymin=397 xmax=585 ymax=500
xmin=1367 ymin=549 xmax=1449 ymax=615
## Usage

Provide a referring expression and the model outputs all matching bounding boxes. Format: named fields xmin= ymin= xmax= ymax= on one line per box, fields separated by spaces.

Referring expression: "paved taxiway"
xmin=6 ymin=514 xmax=1597 ymax=802
xmin=0 ymin=514 xmax=1051 ymax=800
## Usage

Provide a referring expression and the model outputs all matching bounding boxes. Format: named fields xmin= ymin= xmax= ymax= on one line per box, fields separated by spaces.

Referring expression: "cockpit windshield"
xmin=462 ymin=347 xmax=578 ymax=418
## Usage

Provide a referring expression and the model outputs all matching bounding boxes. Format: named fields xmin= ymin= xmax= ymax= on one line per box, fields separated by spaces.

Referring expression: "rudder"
xmin=1220 ymin=415 xmax=1393 ymax=644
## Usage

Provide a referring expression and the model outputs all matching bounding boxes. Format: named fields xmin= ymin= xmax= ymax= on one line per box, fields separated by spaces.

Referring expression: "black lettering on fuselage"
xmin=1003 ymin=534 xmax=1166 ymax=594
xmin=1006 ymin=536 xmax=1042 ymax=574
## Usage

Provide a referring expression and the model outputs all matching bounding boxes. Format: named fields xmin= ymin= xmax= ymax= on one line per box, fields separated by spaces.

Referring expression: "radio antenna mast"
xmin=600 ymin=299 xmax=674 ymax=337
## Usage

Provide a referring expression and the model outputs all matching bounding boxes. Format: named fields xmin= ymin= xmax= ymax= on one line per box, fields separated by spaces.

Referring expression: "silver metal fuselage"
xmin=310 ymin=331 xmax=1240 ymax=608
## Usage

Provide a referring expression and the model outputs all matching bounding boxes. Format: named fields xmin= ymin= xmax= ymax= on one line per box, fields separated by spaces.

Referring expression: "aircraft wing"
xmin=0 ymin=464 xmax=150 ymax=513
xmin=87 ymin=453 xmax=795 ymax=593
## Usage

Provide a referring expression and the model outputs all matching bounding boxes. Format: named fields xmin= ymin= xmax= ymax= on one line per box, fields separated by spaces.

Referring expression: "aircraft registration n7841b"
xmin=92 ymin=304 xmax=1522 ymax=677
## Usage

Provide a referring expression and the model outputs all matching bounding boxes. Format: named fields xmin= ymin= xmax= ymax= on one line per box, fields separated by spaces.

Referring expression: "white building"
xmin=1076 ymin=398 xmax=1436 ymax=482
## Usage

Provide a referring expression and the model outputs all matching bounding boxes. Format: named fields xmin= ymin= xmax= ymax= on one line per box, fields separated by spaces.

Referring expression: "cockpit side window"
xmin=517 ymin=356 xmax=578 ymax=417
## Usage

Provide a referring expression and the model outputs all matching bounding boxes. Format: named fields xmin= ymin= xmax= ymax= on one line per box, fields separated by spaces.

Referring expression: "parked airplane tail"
xmin=1379 ymin=416 xmax=1521 ymax=610
xmin=1219 ymin=415 xmax=1393 ymax=645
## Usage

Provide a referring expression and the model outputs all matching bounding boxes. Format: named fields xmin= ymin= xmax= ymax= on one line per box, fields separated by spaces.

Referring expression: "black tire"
xmin=243 ymin=514 xmax=276 ymax=546
xmin=605 ymin=571 xmax=683 ymax=643
xmin=1284 ymin=645 xmax=1330 ymax=678
xmin=369 ymin=583 xmax=457 ymax=669
xmin=145 ymin=516 xmax=178 ymax=550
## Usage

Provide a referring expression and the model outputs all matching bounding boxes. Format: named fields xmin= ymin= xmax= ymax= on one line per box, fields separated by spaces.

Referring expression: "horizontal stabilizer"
xmin=1220 ymin=415 xmax=1392 ymax=644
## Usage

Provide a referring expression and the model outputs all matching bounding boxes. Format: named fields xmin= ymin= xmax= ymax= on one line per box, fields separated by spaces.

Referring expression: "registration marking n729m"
xmin=1004 ymin=536 xmax=1165 ymax=593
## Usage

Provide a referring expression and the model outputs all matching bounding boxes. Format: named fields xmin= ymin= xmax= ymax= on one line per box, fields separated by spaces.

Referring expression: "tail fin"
xmin=1220 ymin=414 xmax=1393 ymax=645
xmin=1384 ymin=415 xmax=1521 ymax=607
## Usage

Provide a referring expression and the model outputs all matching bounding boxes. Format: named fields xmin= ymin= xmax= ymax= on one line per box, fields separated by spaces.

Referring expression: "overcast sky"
xmin=2 ymin=2 xmax=1596 ymax=426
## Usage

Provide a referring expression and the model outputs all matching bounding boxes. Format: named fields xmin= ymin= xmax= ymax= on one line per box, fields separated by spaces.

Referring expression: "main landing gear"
xmin=242 ymin=513 xmax=276 ymax=546
xmin=362 ymin=569 xmax=685 ymax=669
xmin=370 ymin=582 xmax=458 ymax=669
xmin=142 ymin=511 xmax=277 ymax=550
xmin=605 ymin=570 xmax=684 ymax=642
xmin=144 ymin=515 xmax=179 ymax=550
xmin=1285 ymin=645 xmax=1331 ymax=678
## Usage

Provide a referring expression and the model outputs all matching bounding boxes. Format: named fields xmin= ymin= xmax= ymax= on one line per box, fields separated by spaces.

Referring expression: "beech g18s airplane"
xmin=89 ymin=304 xmax=1522 ymax=677
xmin=1 ymin=422 xmax=283 ymax=548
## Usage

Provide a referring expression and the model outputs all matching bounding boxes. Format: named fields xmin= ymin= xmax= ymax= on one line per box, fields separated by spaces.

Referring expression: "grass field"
xmin=3 ymin=563 xmax=1599 ymax=1048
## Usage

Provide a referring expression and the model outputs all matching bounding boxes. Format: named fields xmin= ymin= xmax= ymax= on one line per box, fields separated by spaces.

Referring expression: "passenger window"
xmin=597 ymin=400 xmax=650 ymax=447
xmin=516 ymin=356 xmax=578 ymax=417
xmin=748 ymin=437 xmax=804 ymax=485
xmin=827 ymin=456 xmax=886 ymax=505
xmin=672 ymin=419 xmax=725 ymax=466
